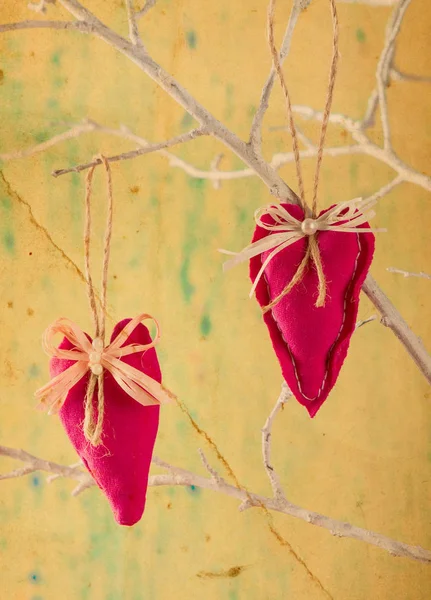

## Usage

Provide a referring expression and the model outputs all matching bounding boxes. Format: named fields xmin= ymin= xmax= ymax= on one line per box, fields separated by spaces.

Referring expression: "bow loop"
xmin=35 ymin=315 xmax=175 ymax=417
xmin=220 ymin=197 xmax=385 ymax=310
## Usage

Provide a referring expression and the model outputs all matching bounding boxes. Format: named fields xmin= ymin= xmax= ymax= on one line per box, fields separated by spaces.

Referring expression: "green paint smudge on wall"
xmin=188 ymin=177 xmax=205 ymax=191
xmin=3 ymin=229 xmax=15 ymax=254
xmin=356 ymin=28 xmax=366 ymax=43
xmin=1 ymin=197 xmax=11 ymax=211
xmin=180 ymin=256 xmax=195 ymax=302
xmin=186 ymin=30 xmax=197 ymax=49
xmin=34 ymin=131 xmax=50 ymax=143
xmin=51 ymin=50 xmax=62 ymax=67
xmin=200 ymin=314 xmax=212 ymax=336
xmin=28 ymin=363 xmax=41 ymax=379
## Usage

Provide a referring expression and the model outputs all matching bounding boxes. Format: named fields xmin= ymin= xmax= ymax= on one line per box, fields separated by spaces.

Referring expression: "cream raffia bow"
xmin=220 ymin=197 xmax=385 ymax=311
xmin=35 ymin=314 xmax=175 ymax=417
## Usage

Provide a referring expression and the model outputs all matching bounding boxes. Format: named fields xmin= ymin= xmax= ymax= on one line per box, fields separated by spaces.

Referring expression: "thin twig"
xmin=52 ymin=128 xmax=209 ymax=177
xmin=387 ymin=268 xmax=431 ymax=280
xmin=261 ymin=382 xmax=291 ymax=503
xmin=362 ymin=275 xmax=431 ymax=383
xmin=0 ymin=20 xmax=91 ymax=33
xmin=362 ymin=0 xmax=412 ymax=131
xmin=136 ymin=0 xmax=157 ymax=19
xmin=390 ymin=68 xmax=431 ymax=83
xmin=198 ymin=449 xmax=226 ymax=486
xmin=28 ymin=0 xmax=56 ymax=14
xmin=249 ymin=0 xmax=311 ymax=153
xmin=355 ymin=315 xmax=377 ymax=329
xmin=125 ymin=0 xmax=142 ymax=47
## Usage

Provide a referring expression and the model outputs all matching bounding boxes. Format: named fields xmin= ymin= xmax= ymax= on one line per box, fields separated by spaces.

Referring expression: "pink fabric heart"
xmin=249 ymin=203 xmax=375 ymax=417
xmin=50 ymin=318 xmax=161 ymax=526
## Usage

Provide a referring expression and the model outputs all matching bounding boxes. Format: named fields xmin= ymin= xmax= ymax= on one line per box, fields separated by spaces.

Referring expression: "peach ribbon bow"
xmin=35 ymin=313 xmax=175 ymax=416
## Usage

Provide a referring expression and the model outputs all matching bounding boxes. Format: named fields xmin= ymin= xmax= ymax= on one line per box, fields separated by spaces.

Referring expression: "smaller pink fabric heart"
xmin=249 ymin=203 xmax=375 ymax=417
xmin=50 ymin=319 xmax=161 ymax=526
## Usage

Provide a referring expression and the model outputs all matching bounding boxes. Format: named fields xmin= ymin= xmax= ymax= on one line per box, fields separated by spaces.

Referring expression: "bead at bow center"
xmin=92 ymin=337 xmax=104 ymax=352
xmin=301 ymin=218 xmax=318 ymax=236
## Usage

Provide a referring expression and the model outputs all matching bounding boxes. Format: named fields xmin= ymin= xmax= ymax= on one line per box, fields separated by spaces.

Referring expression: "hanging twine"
xmin=36 ymin=156 xmax=175 ymax=446
xmin=265 ymin=0 xmax=340 ymax=308
xmin=82 ymin=155 xmax=113 ymax=445
xmin=220 ymin=1 xmax=385 ymax=309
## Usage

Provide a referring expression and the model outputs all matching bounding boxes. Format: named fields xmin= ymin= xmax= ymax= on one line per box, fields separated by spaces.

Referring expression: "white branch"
xmin=362 ymin=0 xmax=412 ymax=132
xmin=1 ymin=441 xmax=430 ymax=563
xmin=248 ymin=0 xmax=311 ymax=152
xmin=362 ymin=275 xmax=431 ymax=383
xmin=28 ymin=0 xmax=56 ymax=14
xmin=356 ymin=315 xmax=377 ymax=329
xmin=0 ymin=20 xmax=91 ymax=34
xmin=50 ymin=0 xmax=298 ymax=202
xmin=391 ymin=67 xmax=431 ymax=83
xmin=290 ymin=106 xmax=431 ymax=192
xmin=52 ymin=127 xmax=208 ymax=177
xmin=338 ymin=0 xmax=398 ymax=5
xmin=125 ymin=0 xmax=142 ymax=47
xmin=261 ymin=382 xmax=292 ymax=503
xmin=136 ymin=0 xmax=157 ymax=19
xmin=387 ymin=268 xmax=431 ymax=281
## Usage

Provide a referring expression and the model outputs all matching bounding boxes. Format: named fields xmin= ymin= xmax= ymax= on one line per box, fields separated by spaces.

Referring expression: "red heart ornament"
xmin=249 ymin=203 xmax=375 ymax=417
xmin=50 ymin=318 xmax=161 ymax=526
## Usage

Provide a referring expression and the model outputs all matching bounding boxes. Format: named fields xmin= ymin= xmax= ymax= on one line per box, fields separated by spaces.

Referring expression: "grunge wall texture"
xmin=0 ymin=1 xmax=430 ymax=598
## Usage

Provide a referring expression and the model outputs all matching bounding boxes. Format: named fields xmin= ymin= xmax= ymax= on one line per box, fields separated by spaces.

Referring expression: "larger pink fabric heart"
xmin=249 ymin=203 xmax=375 ymax=417
xmin=50 ymin=318 xmax=160 ymax=526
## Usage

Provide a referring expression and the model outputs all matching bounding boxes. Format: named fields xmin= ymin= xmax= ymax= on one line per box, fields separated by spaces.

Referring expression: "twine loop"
xmin=247 ymin=0 xmax=346 ymax=308
xmin=36 ymin=155 xmax=175 ymax=446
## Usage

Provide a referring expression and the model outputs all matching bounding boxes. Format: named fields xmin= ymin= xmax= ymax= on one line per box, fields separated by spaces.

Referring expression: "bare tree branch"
xmin=28 ymin=0 xmax=56 ymax=14
xmin=362 ymin=275 xmax=431 ymax=383
xmin=356 ymin=315 xmax=377 ymax=329
xmin=248 ymin=0 xmax=311 ymax=153
xmin=125 ymin=0 xmax=142 ymax=47
xmin=362 ymin=0 xmax=412 ymax=131
xmin=290 ymin=106 xmax=431 ymax=191
xmin=136 ymin=0 xmax=157 ymax=19
xmin=390 ymin=67 xmax=431 ymax=83
xmin=387 ymin=268 xmax=431 ymax=280
xmin=1 ymin=440 xmax=430 ymax=563
xmin=0 ymin=20 xmax=91 ymax=34
xmin=338 ymin=0 xmax=399 ymax=6
xmin=51 ymin=127 xmax=209 ymax=177
xmin=261 ymin=382 xmax=292 ymax=503
xmin=47 ymin=0 xmax=298 ymax=202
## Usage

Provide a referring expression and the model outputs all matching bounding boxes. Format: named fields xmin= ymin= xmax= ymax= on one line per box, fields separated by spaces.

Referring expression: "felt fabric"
xmin=50 ymin=318 xmax=160 ymax=526
xmin=250 ymin=203 xmax=375 ymax=417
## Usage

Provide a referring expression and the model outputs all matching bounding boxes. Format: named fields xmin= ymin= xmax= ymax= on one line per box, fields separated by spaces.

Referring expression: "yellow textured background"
xmin=1 ymin=1 xmax=431 ymax=598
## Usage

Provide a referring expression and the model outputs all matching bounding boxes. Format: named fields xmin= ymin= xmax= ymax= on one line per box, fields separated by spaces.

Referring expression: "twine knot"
xmin=220 ymin=198 xmax=385 ymax=312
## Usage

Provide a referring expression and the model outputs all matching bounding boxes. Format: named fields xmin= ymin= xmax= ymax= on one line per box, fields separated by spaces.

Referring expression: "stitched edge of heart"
xmin=262 ymin=232 xmax=361 ymax=405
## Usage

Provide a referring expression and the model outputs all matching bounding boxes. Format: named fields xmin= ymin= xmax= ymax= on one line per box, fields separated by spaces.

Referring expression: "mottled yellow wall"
xmin=1 ymin=1 xmax=431 ymax=599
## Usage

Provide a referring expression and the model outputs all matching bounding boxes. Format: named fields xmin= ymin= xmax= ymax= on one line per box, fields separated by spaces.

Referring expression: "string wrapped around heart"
xmin=35 ymin=314 xmax=174 ymax=431
xmin=221 ymin=196 xmax=385 ymax=312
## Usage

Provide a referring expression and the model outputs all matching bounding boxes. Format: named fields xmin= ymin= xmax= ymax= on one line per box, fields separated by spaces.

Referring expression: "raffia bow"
xmin=220 ymin=197 xmax=385 ymax=312
xmin=35 ymin=314 xmax=175 ymax=418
